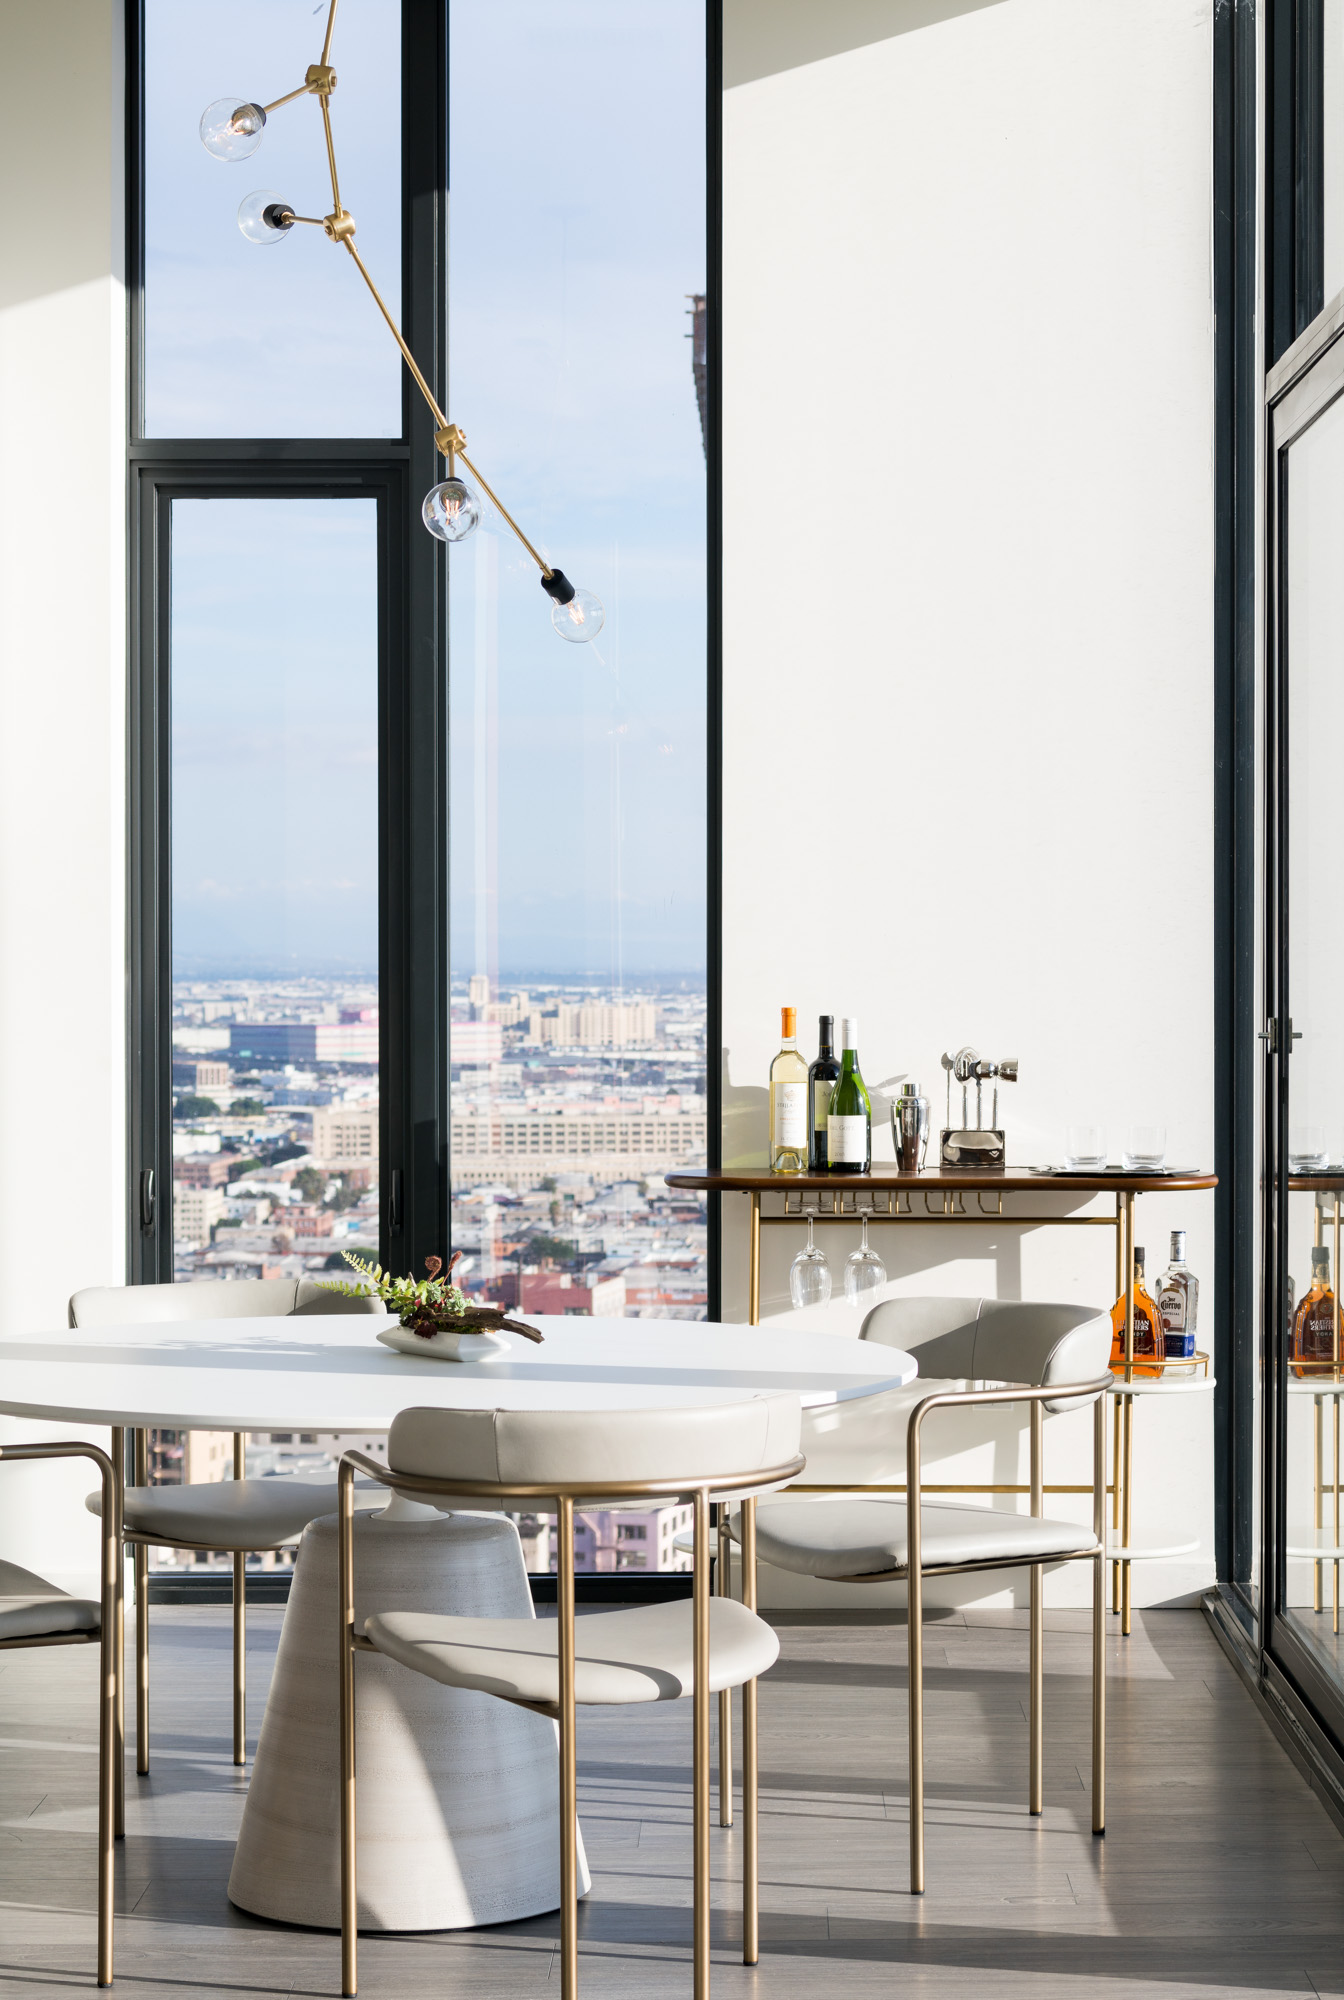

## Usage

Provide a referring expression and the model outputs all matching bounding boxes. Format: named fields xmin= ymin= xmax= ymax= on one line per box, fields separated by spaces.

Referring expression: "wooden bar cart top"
xmin=666 ymin=1169 xmax=1218 ymax=1195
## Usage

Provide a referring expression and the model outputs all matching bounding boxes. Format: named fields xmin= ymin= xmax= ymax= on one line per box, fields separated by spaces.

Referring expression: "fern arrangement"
xmin=323 ymin=1248 xmax=544 ymax=1344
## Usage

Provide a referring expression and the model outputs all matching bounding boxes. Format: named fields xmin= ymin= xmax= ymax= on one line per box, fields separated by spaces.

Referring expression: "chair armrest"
xmin=0 ymin=1441 xmax=123 ymax=1606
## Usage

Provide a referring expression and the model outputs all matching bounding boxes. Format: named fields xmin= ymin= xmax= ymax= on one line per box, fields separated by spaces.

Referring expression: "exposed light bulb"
xmin=238 ymin=191 xmax=295 ymax=245
xmin=421 ymin=478 xmax=481 ymax=542
xmin=550 ymin=587 xmax=604 ymax=643
xmin=200 ymin=98 xmax=267 ymax=162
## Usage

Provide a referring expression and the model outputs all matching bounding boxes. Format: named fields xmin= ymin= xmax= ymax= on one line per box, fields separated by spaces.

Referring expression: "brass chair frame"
xmin=335 ymin=1445 xmax=805 ymax=2000
xmin=0 ymin=1441 xmax=122 ymax=1987
xmin=749 ymin=1374 xmax=1112 ymax=1894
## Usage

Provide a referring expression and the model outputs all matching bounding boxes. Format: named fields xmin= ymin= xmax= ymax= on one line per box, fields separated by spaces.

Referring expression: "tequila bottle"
xmin=1156 ymin=1229 xmax=1198 ymax=1361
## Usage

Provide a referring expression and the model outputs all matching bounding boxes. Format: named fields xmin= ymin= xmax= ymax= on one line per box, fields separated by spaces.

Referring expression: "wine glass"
xmin=789 ymin=1210 xmax=832 ymax=1309
xmin=844 ymin=1213 xmax=887 ymax=1307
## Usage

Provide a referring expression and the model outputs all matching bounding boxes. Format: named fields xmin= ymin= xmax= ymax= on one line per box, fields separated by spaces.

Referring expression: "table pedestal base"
xmin=228 ymin=1508 xmax=589 ymax=1930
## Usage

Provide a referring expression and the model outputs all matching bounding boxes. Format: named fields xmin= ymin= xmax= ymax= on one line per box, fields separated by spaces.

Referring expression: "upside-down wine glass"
xmin=844 ymin=1213 xmax=887 ymax=1307
xmin=789 ymin=1210 xmax=832 ymax=1310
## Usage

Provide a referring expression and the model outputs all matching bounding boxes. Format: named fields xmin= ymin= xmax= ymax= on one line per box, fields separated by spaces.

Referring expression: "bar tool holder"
xmin=939 ymin=1047 xmax=1018 ymax=1169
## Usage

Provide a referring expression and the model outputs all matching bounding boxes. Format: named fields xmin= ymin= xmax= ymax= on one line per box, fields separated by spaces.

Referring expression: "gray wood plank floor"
xmin=2 ymin=1602 xmax=1342 ymax=1997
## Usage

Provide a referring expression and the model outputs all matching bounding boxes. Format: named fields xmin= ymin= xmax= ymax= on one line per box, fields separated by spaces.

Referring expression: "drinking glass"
xmin=844 ymin=1213 xmax=887 ymax=1307
xmin=1290 ymin=1125 xmax=1330 ymax=1172
xmin=1123 ymin=1124 xmax=1167 ymax=1171
xmin=789 ymin=1211 xmax=832 ymax=1309
xmin=1065 ymin=1124 xmax=1106 ymax=1169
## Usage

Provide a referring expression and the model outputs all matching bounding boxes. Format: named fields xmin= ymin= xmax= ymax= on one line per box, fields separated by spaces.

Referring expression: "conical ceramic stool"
xmin=228 ymin=1505 xmax=590 ymax=1929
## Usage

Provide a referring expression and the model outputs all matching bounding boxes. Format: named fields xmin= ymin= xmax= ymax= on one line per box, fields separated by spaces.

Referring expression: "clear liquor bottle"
xmin=1156 ymin=1229 xmax=1199 ymax=1361
xmin=769 ymin=1006 xmax=809 ymax=1175
xmin=808 ymin=1015 xmax=841 ymax=1171
xmin=1109 ymin=1247 xmax=1165 ymax=1377
xmin=1291 ymin=1246 xmax=1339 ymax=1377
xmin=826 ymin=1018 xmax=872 ymax=1175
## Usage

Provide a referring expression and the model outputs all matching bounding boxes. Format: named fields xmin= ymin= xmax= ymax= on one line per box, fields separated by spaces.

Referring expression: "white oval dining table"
xmin=0 ymin=1313 xmax=918 ymax=1430
xmin=0 ymin=1312 xmax=917 ymax=1934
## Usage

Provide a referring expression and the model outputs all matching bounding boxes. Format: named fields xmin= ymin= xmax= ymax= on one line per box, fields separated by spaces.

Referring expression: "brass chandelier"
xmin=199 ymin=0 xmax=603 ymax=643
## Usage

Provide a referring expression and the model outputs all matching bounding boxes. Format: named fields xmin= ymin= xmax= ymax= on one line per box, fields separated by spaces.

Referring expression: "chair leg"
xmin=1092 ymin=1550 xmax=1106 ymax=1835
xmin=741 ymin=1498 xmax=760 ymax=1966
xmin=339 ymin=1476 xmax=358 ymax=1998
xmin=1029 ymin=1562 xmax=1044 ymax=1815
xmin=134 ymin=1543 xmax=149 ymax=1777
xmin=109 ymin=1430 xmax=125 ymax=1839
xmin=692 ymin=1489 xmax=711 ymax=2000
xmin=717 ymin=1507 xmax=732 ymax=1827
xmin=98 ymin=1476 xmax=119 ymax=1987
xmin=907 ymin=1557 xmax=924 ymax=1895
xmin=233 ymin=1552 xmax=247 ymax=1766
xmin=556 ymin=1496 xmax=579 ymax=2000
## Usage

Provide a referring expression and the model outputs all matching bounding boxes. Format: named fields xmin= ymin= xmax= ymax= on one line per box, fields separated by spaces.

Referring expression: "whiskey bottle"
xmin=769 ymin=1007 xmax=810 ymax=1175
xmin=1291 ymin=1246 xmax=1339 ymax=1377
xmin=808 ymin=1015 xmax=841 ymax=1171
xmin=1156 ymin=1229 xmax=1199 ymax=1361
xmin=1109 ymin=1246 xmax=1165 ymax=1377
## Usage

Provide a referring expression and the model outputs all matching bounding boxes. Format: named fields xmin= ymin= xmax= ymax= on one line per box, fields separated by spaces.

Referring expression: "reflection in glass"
xmin=1283 ymin=388 xmax=1344 ymax=1667
xmin=446 ymin=2 xmax=708 ymax=1570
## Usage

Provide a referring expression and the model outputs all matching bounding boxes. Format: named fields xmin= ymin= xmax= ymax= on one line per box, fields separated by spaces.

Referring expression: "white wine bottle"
xmin=769 ymin=1006 xmax=809 ymax=1174
xmin=827 ymin=1017 xmax=871 ymax=1174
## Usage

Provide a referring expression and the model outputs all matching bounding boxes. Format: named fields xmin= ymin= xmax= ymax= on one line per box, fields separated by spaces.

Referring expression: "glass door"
xmin=1266 ymin=318 xmax=1344 ymax=1722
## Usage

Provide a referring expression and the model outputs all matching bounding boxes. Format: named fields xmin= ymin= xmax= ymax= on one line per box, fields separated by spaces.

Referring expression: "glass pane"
xmin=163 ymin=496 xmax=380 ymax=1570
xmin=447 ymin=1 xmax=708 ymax=1571
xmin=144 ymin=0 xmax=402 ymax=437
xmin=1327 ymin=0 xmax=1344 ymax=307
xmin=1282 ymin=389 xmax=1344 ymax=1671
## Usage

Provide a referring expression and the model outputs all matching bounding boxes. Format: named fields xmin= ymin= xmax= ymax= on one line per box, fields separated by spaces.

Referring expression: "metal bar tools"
xmin=939 ymin=1046 xmax=1019 ymax=1169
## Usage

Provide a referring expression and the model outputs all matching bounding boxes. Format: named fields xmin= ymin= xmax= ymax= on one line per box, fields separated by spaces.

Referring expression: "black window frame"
xmin=125 ymin=1 xmax=722 ymax=1317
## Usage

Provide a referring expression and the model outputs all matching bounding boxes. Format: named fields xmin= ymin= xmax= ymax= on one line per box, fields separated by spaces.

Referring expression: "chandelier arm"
xmin=340 ymin=236 xmax=448 ymax=430
xmin=260 ymin=82 xmax=312 ymax=116
xmin=454 ymin=449 xmax=554 ymax=577
xmin=321 ymin=0 xmax=340 ymax=68
xmin=319 ymin=91 xmax=343 ymax=215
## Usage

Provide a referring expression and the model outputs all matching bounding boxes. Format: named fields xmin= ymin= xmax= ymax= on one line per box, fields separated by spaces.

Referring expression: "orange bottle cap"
xmin=781 ymin=1007 xmax=796 ymax=1038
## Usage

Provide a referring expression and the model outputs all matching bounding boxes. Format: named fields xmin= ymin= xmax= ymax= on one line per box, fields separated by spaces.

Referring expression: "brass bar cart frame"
xmin=667 ymin=1169 xmax=1217 ymax=1637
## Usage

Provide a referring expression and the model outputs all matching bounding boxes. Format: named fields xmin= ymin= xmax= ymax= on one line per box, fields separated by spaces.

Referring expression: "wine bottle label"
xmin=828 ymin=1113 xmax=869 ymax=1162
xmin=813 ymin=1081 xmax=832 ymax=1130
xmin=772 ymin=1082 xmax=807 ymax=1148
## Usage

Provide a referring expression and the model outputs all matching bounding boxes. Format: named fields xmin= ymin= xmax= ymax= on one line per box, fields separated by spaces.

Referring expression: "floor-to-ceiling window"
xmin=446 ymin=3 xmax=710 ymax=1483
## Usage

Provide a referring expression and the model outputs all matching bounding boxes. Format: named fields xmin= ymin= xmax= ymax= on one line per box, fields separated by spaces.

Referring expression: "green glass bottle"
xmin=826 ymin=1017 xmax=871 ymax=1174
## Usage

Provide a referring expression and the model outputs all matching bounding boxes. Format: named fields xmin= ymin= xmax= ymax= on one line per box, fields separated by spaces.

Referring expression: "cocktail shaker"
xmin=893 ymin=1082 xmax=930 ymax=1173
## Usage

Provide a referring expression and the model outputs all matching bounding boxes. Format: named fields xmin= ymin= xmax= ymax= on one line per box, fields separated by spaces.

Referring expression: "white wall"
xmin=722 ymin=0 xmax=1216 ymax=1604
xmin=0 ymin=0 xmax=126 ymax=1589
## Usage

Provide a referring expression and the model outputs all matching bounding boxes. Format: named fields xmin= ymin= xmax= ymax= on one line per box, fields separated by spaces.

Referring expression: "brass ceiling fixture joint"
xmin=305 ymin=63 xmax=338 ymax=95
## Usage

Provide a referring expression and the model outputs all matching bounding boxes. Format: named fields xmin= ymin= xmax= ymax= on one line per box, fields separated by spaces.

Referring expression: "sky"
xmin=149 ymin=0 xmax=707 ymax=984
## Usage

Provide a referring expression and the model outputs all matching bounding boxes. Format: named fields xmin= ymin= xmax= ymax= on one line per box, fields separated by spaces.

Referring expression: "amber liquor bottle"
xmin=1109 ymin=1247 xmax=1165 ymax=1377
xmin=1291 ymin=1246 xmax=1339 ymax=1377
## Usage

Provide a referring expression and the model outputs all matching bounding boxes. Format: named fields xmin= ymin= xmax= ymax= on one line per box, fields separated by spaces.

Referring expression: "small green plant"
xmin=322 ymin=1249 xmax=468 ymax=1337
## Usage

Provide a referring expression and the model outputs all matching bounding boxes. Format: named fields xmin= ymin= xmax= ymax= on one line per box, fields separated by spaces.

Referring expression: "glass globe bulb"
xmin=237 ymin=191 xmax=294 ymax=245
xmin=421 ymin=478 xmax=481 ymax=542
xmin=200 ymin=98 xmax=267 ymax=161
xmin=551 ymin=587 xmax=604 ymax=643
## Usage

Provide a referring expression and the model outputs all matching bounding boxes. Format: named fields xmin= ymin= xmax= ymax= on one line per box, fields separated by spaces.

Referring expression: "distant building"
xmin=228 ymin=1021 xmax=378 ymax=1064
xmin=451 ymin=1021 xmax=503 ymax=1066
xmin=572 ymin=1505 xmax=693 ymax=1573
xmin=526 ymin=1003 xmax=659 ymax=1047
xmin=174 ymin=1183 xmax=225 ymax=1245
xmin=468 ymin=973 xmax=491 ymax=1018
xmin=482 ymin=1270 xmax=626 ymax=1317
xmin=450 ymin=1108 xmax=706 ymax=1185
xmin=311 ymin=1105 xmax=378 ymax=1165
xmin=176 ymin=1153 xmax=234 ymax=1189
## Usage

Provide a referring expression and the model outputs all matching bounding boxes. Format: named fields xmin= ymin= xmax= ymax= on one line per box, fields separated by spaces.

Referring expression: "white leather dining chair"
xmin=334 ymin=1395 xmax=805 ymax=2000
xmin=71 ymin=1277 xmax=382 ymax=1772
xmin=0 ymin=1440 xmax=121 ymax=1986
xmin=742 ymin=1298 xmax=1113 ymax=1893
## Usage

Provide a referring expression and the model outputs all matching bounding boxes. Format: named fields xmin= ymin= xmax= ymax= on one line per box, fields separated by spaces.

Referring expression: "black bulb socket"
xmin=540 ymin=568 xmax=576 ymax=607
xmin=263 ymin=203 xmax=295 ymax=233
